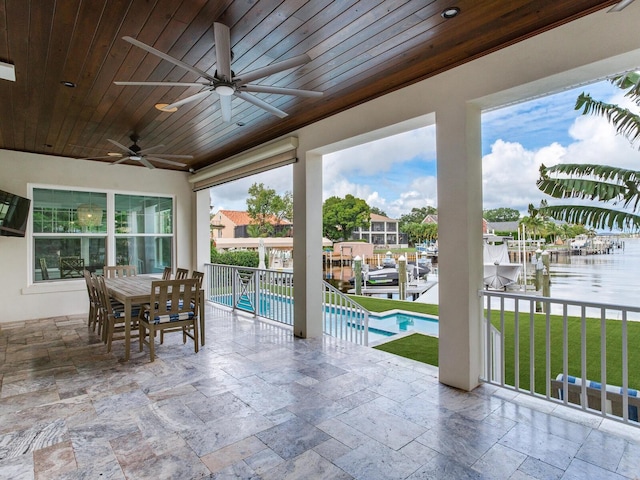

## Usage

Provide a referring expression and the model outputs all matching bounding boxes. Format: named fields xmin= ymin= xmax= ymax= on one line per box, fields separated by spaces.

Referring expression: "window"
xmin=371 ymin=234 xmax=385 ymax=245
xmin=371 ymin=221 xmax=385 ymax=232
xmin=386 ymin=222 xmax=397 ymax=232
xmin=32 ymin=188 xmax=173 ymax=282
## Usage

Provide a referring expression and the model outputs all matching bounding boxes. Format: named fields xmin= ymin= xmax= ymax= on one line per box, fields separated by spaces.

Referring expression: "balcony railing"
xmin=205 ymin=264 xmax=370 ymax=345
xmin=480 ymin=289 xmax=640 ymax=427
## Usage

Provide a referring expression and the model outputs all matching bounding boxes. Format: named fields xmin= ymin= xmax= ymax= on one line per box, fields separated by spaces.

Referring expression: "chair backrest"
xmin=39 ymin=257 xmax=49 ymax=280
xmin=162 ymin=266 xmax=172 ymax=280
xmin=148 ymin=279 xmax=199 ymax=320
xmin=175 ymin=268 xmax=189 ymax=280
xmin=104 ymin=265 xmax=137 ymax=278
xmin=94 ymin=275 xmax=115 ymax=316
xmin=83 ymin=270 xmax=98 ymax=304
xmin=191 ymin=270 xmax=204 ymax=289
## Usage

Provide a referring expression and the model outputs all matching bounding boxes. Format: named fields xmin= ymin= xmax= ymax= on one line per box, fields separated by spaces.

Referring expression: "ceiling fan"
xmin=114 ymin=22 xmax=323 ymax=122
xmin=78 ymin=134 xmax=192 ymax=169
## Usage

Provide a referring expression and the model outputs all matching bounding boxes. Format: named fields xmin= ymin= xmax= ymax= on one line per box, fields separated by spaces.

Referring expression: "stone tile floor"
xmin=1 ymin=304 xmax=639 ymax=479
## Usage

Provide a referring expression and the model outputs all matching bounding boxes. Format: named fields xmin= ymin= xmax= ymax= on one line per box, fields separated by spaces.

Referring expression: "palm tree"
xmin=537 ymin=72 xmax=640 ymax=231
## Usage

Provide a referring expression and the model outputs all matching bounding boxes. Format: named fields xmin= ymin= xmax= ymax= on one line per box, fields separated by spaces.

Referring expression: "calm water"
xmin=545 ymin=237 xmax=640 ymax=308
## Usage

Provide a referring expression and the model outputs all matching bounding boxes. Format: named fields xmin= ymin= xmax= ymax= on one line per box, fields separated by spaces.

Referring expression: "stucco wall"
xmin=0 ymin=150 xmax=193 ymax=323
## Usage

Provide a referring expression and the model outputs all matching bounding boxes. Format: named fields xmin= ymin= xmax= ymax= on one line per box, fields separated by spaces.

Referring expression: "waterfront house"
xmin=210 ymin=209 xmax=292 ymax=240
xmin=351 ymin=213 xmax=408 ymax=248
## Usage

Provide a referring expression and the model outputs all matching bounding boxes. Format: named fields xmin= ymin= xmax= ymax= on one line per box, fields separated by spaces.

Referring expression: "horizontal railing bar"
xmin=480 ymin=289 xmax=640 ymax=313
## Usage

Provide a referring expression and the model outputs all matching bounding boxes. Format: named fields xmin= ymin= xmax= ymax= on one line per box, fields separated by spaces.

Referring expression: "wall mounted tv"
xmin=0 ymin=189 xmax=31 ymax=237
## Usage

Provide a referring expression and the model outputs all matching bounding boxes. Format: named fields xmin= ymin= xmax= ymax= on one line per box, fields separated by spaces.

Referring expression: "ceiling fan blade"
xmin=122 ymin=36 xmax=214 ymax=81
xmin=107 ymin=139 xmax=135 ymax=155
xmin=111 ymin=156 xmax=132 ymax=165
xmin=240 ymin=85 xmax=323 ymax=97
xmin=164 ymin=89 xmax=214 ymax=110
xmin=138 ymin=157 xmax=156 ymax=169
xmin=136 ymin=145 xmax=165 ymax=155
xmin=235 ymin=91 xmax=287 ymax=118
xmin=76 ymin=155 xmax=122 ymax=160
xmin=213 ymin=23 xmax=232 ymax=81
xmin=114 ymin=81 xmax=209 ymax=87
xmin=235 ymin=54 xmax=311 ymax=86
xmin=145 ymin=156 xmax=188 ymax=167
xmin=149 ymin=154 xmax=193 ymax=159
xmin=220 ymin=95 xmax=232 ymax=123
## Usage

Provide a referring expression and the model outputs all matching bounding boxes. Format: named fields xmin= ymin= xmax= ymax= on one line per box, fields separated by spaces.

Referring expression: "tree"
xmin=483 ymin=207 xmax=520 ymax=222
xmin=537 ymin=72 xmax=640 ymax=230
xmin=369 ymin=206 xmax=388 ymax=217
xmin=322 ymin=194 xmax=370 ymax=241
xmin=246 ymin=183 xmax=291 ymax=237
xmin=398 ymin=206 xmax=437 ymax=230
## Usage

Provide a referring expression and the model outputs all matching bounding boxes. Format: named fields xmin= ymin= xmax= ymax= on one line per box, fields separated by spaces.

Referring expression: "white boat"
xmin=483 ymin=242 xmax=521 ymax=290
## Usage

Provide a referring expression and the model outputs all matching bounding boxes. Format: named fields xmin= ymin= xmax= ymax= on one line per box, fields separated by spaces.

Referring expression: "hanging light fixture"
xmin=76 ymin=204 xmax=103 ymax=228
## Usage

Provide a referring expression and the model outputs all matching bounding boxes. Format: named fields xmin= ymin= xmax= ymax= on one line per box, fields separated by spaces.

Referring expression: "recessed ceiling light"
xmin=441 ymin=7 xmax=460 ymax=19
xmin=155 ymin=103 xmax=178 ymax=112
xmin=60 ymin=80 xmax=76 ymax=88
xmin=107 ymin=152 xmax=123 ymax=157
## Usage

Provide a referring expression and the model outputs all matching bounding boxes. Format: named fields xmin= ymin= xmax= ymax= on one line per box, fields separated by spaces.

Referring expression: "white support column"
xmin=436 ymin=101 xmax=484 ymax=391
xmin=194 ymin=189 xmax=211 ymax=272
xmin=292 ymin=151 xmax=324 ymax=338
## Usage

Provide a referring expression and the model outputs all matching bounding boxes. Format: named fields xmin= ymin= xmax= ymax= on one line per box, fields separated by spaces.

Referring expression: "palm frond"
xmin=538 ymin=164 xmax=640 ymax=210
xmin=539 ymin=204 xmax=640 ymax=231
xmin=543 ymin=163 xmax=640 ymax=183
xmin=575 ymin=93 xmax=640 ymax=146
xmin=536 ymin=177 xmax=628 ymax=203
xmin=611 ymin=71 xmax=640 ymax=105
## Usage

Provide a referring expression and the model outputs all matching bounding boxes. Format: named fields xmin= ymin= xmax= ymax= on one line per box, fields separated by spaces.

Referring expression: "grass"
xmin=356 ymin=296 xmax=640 ymax=394
xmin=374 ymin=333 xmax=439 ymax=366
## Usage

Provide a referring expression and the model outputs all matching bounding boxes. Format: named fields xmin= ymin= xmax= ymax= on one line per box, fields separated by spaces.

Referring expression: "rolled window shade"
xmin=189 ymin=137 xmax=298 ymax=191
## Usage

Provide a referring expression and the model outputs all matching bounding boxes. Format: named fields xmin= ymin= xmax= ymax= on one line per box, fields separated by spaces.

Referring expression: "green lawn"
xmin=362 ymin=296 xmax=640 ymax=394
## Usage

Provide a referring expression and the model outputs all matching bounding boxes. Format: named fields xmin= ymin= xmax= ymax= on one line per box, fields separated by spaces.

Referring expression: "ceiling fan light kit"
xmin=114 ymin=22 xmax=322 ymax=123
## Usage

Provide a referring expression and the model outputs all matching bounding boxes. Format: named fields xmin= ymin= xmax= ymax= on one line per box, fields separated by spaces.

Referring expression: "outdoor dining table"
xmin=104 ymin=275 xmax=206 ymax=361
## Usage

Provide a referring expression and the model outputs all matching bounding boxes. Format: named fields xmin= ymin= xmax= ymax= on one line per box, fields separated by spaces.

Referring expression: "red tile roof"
xmin=216 ymin=210 xmax=291 ymax=226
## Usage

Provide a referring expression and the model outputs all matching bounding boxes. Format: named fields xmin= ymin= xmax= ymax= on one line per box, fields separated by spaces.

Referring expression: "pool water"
xmin=368 ymin=311 xmax=439 ymax=343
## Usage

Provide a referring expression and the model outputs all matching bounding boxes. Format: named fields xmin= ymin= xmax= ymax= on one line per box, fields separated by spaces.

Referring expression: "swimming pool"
xmin=368 ymin=310 xmax=439 ymax=342
xmin=211 ymin=292 xmax=439 ymax=343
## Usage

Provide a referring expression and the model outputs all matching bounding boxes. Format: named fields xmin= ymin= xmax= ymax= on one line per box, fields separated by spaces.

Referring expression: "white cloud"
xmin=323 ymin=126 xmax=436 ymax=178
xmin=482 ymin=99 xmax=640 ymax=214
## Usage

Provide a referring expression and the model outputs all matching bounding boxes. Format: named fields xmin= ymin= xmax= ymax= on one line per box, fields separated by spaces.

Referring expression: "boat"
xmin=350 ymin=262 xmax=430 ymax=287
xmin=483 ymin=242 xmax=521 ymax=290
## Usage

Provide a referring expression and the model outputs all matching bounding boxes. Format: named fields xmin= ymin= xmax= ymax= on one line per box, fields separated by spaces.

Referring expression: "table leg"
xmin=199 ymin=289 xmax=205 ymax=346
xmin=124 ymin=299 xmax=131 ymax=361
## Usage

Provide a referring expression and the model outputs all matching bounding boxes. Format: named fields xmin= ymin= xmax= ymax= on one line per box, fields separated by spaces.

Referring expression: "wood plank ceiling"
xmin=0 ymin=0 xmax=618 ymax=171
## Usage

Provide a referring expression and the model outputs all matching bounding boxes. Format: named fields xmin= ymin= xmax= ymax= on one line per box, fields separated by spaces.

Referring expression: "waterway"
xmin=326 ymin=237 xmax=640 ymax=310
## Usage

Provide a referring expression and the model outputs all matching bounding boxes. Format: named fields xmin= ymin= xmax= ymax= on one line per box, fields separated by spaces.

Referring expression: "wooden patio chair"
xmin=175 ymin=267 xmax=189 ymax=279
xmin=95 ymin=274 xmax=140 ymax=352
xmin=162 ymin=266 xmax=172 ymax=280
xmin=83 ymin=270 xmax=100 ymax=331
xmin=103 ymin=265 xmax=137 ymax=278
xmin=39 ymin=257 xmax=49 ymax=280
xmin=159 ymin=271 xmax=204 ymax=345
xmin=138 ymin=278 xmax=199 ymax=362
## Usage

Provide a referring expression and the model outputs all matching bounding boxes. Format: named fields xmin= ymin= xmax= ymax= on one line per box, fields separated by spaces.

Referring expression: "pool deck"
xmin=347 ymin=280 xmax=437 ymax=300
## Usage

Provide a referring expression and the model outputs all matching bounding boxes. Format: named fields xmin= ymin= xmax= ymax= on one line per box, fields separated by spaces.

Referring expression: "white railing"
xmin=323 ymin=280 xmax=370 ymax=346
xmin=206 ymin=263 xmax=294 ymax=325
xmin=480 ymin=289 xmax=640 ymax=427
xmin=205 ymin=264 xmax=371 ymax=345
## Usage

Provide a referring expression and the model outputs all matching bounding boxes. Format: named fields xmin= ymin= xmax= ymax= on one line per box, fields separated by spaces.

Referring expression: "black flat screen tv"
xmin=0 ymin=189 xmax=31 ymax=237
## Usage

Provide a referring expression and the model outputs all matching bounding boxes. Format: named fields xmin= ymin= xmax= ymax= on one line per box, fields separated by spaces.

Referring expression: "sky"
xmin=210 ymin=77 xmax=640 ymax=221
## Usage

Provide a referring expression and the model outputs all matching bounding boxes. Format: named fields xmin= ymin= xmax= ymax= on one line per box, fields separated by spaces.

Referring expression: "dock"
xmin=347 ymin=280 xmax=437 ymax=300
